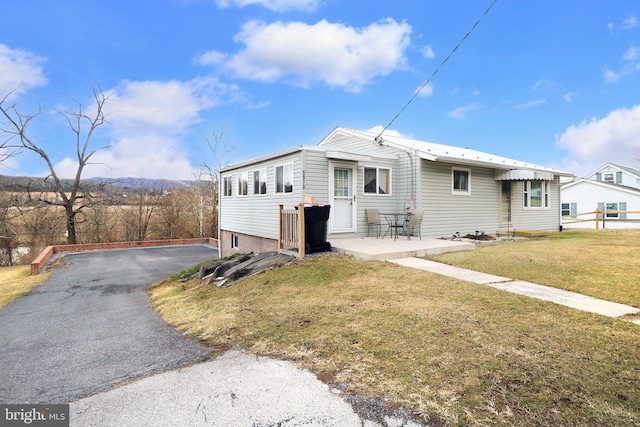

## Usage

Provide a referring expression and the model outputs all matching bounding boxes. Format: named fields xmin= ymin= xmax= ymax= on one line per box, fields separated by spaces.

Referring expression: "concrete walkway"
xmin=390 ymin=258 xmax=640 ymax=323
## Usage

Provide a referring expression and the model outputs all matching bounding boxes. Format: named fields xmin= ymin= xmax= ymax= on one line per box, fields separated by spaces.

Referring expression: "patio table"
xmin=381 ymin=212 xmax=411 ymax=240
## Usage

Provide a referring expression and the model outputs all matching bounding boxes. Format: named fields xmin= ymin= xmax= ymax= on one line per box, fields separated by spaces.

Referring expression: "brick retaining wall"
xmin=30 ymin=238 xmax=219 ymax=275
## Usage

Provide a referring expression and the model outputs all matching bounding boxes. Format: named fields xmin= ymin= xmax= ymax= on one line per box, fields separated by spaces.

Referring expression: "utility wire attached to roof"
xmin=374 ymin=0 xmax=499 ymax=144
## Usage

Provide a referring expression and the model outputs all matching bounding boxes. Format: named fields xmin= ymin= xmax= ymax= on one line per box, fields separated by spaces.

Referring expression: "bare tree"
xmin=0 ymin=87 xmax=111 ymax=244
xmin=199 ymin=125 xmax=236 ymax=238
xmin=157 ymin=191 xmax=186 ymax=239
xmin=0 ymin=192 xmax=19 ymax=266
xmin=119 ymin=179 xmax=166 ymax=241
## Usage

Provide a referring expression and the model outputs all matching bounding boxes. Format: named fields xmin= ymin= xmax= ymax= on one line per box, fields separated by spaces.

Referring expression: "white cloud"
xmin=421 ymin=45 xmax=435 ymax=59
xmin=604 ymin=68 xmax=620 ymax=84
xmin=214 ymin=18 xmax=411 ymax=92
xmin=215 ymin=0 xmax=321 ymax=12
xmin=415 ymin=81 xmax=434 ymax=98
xmin=622 ymin=46 xmax=639 ymax=62
xmin=196 ymin=50 xmax=227 ymax=66
xmin=448 ymin=102 xmax=481 ymax=120
xmin=514 ymin=98 xmax=547 ymax=110
xmin=0 ymin=44 xmax=48 ymax=98
xmin=555 ymin=105 xmax=640 ymax=176
xmin=605 ymin=45 xmax=640 ymax=83
xmin=365 ymin=125 xmax=408 ymax=139
xmin=622 ymin=15 xmax=638 ymax=30
xmin=531 ymin=79 xmax=558 ymax=92
xmin=563 ymin=92 xmax=577 ymax=102
xmin=53 ymin=78 xmax=244 ymax=180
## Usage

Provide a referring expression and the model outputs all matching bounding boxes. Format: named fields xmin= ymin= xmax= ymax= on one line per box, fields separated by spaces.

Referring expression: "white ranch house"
xmin=561 ymin=163 xmax=640 ymax=229
xmin=218 ymin=127 xmax=573 ymax=257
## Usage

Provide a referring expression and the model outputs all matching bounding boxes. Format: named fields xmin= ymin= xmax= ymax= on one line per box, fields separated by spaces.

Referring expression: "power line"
xmin=375 ymin=0 xmax=499 ymax=143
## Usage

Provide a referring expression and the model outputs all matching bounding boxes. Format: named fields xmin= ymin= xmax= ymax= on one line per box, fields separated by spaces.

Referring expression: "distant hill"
xmin=0 ymin=175 xmax=212 ymax=193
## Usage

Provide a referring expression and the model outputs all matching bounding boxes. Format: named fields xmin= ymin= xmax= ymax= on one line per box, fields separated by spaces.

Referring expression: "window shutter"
xmin=570 ymin=202 xmax=577 ymax=217
xmin=596 ymin=173 xmax=602 ymax=181
xmin=597 ymin=202 xmax=605 ymax=219
xmin=620 ymin=202 xmax=627 ymax=219
xmin=616 ymin=172 xmax=622 ymax=183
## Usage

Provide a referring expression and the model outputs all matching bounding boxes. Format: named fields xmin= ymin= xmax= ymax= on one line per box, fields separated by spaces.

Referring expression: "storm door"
xmin=330 ymin=163 xmax=357 ymax=232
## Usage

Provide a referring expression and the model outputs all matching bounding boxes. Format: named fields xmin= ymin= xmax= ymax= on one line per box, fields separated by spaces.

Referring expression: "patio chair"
xmin=365 ymin=209 xmax=384 ymax=238
xmin=405 ymin=209 xmax=424 ymax=240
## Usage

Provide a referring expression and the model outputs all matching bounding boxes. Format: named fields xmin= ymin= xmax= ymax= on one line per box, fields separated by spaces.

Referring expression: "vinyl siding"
xmin=219 ymin=151 xmax=304 ymax=240
xmin=421 ymin=161 xmax=501 ymax=238
xmin=510 ymin=178 xmax=561 ymax=231
xmin=319 ymin=134 xmax=410 ymax=237
xmin=220 ymin=134 xmax=563 ymax=246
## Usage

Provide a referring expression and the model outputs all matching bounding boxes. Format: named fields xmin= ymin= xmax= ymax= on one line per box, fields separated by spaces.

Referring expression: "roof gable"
xmin=586 ymin=163 xmax=640 ymax=180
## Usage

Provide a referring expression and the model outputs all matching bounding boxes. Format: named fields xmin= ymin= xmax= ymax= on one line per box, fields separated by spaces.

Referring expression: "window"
xmin=364 ymin=167 xmax=391 ymax=195
xmin=238 ymin=172 xmax=248 ymax=196
xmin=523 ymin=181 xmax=549 ymax=208
xmin=604 ymin=173 xmax=614 ymax=183
xmin=231 ymin=234 xmax=239 ymax=248
xmin=599 ymin=202 xmax=627 ymax=219
xmin=223 ymin=176 xmax=233 ymax=197
xmin=562 ymin=202 xmax=577 ymax=218
xmin=452 ymin=168 xmax=470 ymax=194
xmin=275 ymin=163 xmax=293 ymax=194
xmin=253 ymin=169 xmax=267 ymax=195
xmin=606 ymin=202 xmax=618 ymax=218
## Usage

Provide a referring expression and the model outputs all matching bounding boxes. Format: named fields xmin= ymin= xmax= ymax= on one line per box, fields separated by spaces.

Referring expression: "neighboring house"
xmin=219 ymin=127 xmax=573 ymax=257
xmin=561 ymin=163 xmax=640 ymax=229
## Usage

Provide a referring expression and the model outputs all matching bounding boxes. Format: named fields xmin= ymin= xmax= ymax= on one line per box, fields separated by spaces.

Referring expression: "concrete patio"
xmin=330 ymin=236 xmax=474 ymax=261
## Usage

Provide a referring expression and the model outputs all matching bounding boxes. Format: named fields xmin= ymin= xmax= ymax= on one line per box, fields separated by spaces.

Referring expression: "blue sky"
xmin=1 ymin=0 xmax=639 ymax=180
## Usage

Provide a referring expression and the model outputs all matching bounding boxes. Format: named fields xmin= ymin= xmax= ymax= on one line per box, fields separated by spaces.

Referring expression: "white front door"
xmin=330 ymin=163 xmax=357 ymax=233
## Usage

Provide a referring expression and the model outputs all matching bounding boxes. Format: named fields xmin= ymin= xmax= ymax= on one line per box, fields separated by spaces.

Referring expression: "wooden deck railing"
xmin=562 ymin=209 xmax=640 ymax=229
xmin=278 ymin=204 xmax=306 ymax=258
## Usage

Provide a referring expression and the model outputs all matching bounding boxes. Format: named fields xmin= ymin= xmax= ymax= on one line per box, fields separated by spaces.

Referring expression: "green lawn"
xmin=150 ymin=236 xmax=640 ymax=426
xmin=430 ymin=229 xmax=640 ymax=308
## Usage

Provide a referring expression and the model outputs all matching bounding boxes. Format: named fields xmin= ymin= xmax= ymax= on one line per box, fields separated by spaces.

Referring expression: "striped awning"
xmin=495 ymin=169 xmax=555 ymax=181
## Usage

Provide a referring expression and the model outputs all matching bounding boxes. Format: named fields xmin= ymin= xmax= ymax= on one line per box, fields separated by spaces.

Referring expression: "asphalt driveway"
xmin=0 ymin=245 xmax=217 ymax=404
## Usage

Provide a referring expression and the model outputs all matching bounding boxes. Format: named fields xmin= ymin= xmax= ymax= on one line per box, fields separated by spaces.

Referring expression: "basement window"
xmin=231 ymin=234 xmax=239 ymax=249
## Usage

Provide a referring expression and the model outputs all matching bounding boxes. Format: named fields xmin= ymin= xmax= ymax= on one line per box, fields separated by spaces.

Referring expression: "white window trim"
xmin=253 ymin=169 xmax=267 ymax=195
xmin=605 ymin=202 xmax=619 ymax=218
xmin=275 ymin=163 xmax=294 ymax=195
xmin=223 ymin=176 xmax=233 ymax=197
xmin=237 ymin=172 xmax=249 ymax=197
xmin=451 ymin=167 xmax=471 ymax=195
xmin=363 ymin=166 xmax=392 ymax=196
xmin=523 ymin=180 xmax=549 ymax=209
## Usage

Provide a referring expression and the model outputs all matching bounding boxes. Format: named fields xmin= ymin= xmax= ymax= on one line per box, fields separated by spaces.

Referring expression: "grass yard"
xmin=150 ymin=252 xmax=640 ymax=426
xmin=0 ymin=266 xmax=50 ymax=309
xmin=430 ymin=229 xmax=640 ymax=308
